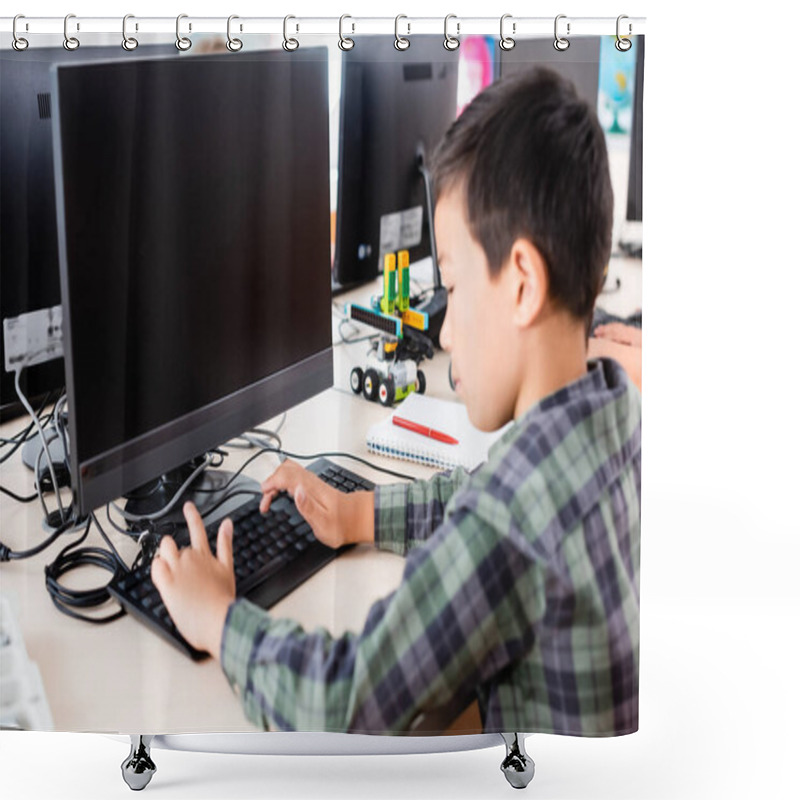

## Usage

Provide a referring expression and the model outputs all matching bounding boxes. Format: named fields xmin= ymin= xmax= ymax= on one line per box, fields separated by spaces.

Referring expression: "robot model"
xmin=346 ymin=250 xmax=434 ymax=406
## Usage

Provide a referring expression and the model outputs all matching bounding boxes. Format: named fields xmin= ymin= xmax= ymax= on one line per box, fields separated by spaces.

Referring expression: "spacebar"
xmin=238 ymin=543 xmax=338 ymax=610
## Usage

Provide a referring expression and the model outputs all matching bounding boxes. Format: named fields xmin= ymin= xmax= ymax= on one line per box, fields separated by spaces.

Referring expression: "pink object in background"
xmin=457 ymin=36 xmax=495 ymax=116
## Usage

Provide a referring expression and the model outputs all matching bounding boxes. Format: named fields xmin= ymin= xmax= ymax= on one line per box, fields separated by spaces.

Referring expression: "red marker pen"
xmin=392 ymin=416 xmax=459 ymax=445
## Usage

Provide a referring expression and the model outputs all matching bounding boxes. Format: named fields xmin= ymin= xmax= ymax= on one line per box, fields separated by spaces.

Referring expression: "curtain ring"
xmin=226 ymin=15 xmax=243 ymax=51
xmin=12 ymin=14 xmax=29 ymax=51
xmin=63 ymin=14 xmax=80 ymax=51
xmin=176 ymin=14 xmax=192 ymax=51
xmin=283 ymin=15 xmax=299 ymax=51
xmin=615 ymin=15 xmax=633 ymax=52
xmin=499 ymin=14 xmax=515 ymax=51
xmin=554 ymin=14 xmax=570 ymax=51
xmin=122 ymin=14 xmax=138 ymax=51
xmin=338 ymin=14 xmax=354 ymax=51
xmin=121 ymin=14 xmax=138 ymax=51
xmin=444 ymin=14 xmax=460 ymax=51
xmin=394 ymin=15 xmax=410 ymax=51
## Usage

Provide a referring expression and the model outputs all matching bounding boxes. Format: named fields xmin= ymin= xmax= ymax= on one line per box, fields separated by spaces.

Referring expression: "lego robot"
xmin=346 ymin=250 xmax=434 ymax=407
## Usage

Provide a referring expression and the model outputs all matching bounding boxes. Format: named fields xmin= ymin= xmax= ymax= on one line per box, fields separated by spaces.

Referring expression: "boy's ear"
xmin=508 ymin=238 xmax=548 ymax=328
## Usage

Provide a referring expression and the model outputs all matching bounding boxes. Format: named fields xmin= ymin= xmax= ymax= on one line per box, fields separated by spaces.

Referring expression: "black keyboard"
xmin=109 ymin=458 xmax=374 ymax=660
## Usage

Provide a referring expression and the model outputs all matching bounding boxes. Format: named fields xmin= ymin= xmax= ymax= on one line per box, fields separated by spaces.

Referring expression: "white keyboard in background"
xmin=0 ymin=593 xmax=53 ymax=730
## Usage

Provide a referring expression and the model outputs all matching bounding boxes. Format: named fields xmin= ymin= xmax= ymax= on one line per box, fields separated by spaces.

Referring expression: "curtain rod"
xmin=1 ymin=15 xmax=646 ymax=42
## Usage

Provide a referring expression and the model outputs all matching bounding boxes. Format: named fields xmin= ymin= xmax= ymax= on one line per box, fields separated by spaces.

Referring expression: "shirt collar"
xmin=488 ymin=358 xmax=627 ymax=458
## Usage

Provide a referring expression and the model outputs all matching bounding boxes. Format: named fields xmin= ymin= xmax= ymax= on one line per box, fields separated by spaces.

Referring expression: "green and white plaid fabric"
xmin=221 ymin=358 xmax=641 ymax=735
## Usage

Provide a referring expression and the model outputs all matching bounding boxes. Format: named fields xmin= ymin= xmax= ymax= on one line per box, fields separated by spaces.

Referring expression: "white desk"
xmin=0 ymin=278 xmax=449 ymax=733
xmin=0 ymin=260 xmax=641 ymax=733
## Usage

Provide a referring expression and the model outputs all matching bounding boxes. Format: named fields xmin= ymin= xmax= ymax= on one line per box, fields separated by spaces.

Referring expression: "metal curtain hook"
xmin=338 ymin=14 xmax=354 ymax=51
xmin=394 ymin=15 xmax=410 ymax=51
xmin=122 ymin=14 xmax=138 ymax=51
xmin=283 ymin=15 xmax=299 ymax=51
xmin=444 ymin=14 xmax=460 ymax=51
xmin=615 ymin=15 xmax=633 ymax=51
xmin=176 ymin=14 xmax=192 ymax=51
xmin=12 ymin=14 xmax=29 ymax=51
xmin=554 ymin=14 xmax=570 ymax=51
xmin=64 ymin=14 xmax=80 ymax=50
xmin=226 ymin=15 xmax=243 ymax=51
xmin=499 ymin=14 xmax=515 ymax=51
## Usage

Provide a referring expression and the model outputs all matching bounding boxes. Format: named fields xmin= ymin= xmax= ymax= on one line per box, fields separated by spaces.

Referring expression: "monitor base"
xmin=123 ymin=461 xmax=260 ymax=532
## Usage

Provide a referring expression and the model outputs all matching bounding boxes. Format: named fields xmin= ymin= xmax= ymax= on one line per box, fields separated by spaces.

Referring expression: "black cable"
xmin=0 ymin=516 xmax=85 ymax=563
xmin=43 ymin=517 xmax=127 ymax=624
xmin=255 ymin=444 xmax=417 ymax=482
xmin=0 ymin=485 xmax=38 ymax=503
xmin=0 ymin=390 xmax=60 ymax=462
xmin=91 ymin=512 xmax=127 ymax=569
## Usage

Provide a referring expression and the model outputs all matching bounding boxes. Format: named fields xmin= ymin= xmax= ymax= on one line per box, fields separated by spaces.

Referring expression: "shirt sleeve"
xmin=219 ymin=487 xmax=544 ymax=734
xmin=373 ymin=466 xmax=474 ymax=556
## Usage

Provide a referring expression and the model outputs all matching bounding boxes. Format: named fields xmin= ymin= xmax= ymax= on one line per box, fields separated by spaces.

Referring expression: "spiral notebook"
xmin=366 ymin=393 xmax=508 ymax=470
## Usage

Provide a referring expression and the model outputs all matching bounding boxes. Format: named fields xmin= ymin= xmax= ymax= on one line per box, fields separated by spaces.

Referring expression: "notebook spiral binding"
xmin=6 ymin=14 xmax=644 ymax=54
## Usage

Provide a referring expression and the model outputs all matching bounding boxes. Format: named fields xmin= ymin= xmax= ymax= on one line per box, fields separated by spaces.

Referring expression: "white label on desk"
xmin=3 ymin=306 xmax=64 ymax=371
xmin=379 ymin=206 xmax=423 ymax=254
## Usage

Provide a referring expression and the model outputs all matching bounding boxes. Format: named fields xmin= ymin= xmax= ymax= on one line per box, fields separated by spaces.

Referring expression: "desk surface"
xmin=0 ymin=258 xmax=640 ymax=733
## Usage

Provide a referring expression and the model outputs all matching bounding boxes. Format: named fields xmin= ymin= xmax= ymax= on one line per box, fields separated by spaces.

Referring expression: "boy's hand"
xmin=260 ymin=459 xmax=374 ymax=549
xmin=151 ymin=502 xmax=236 ymax=660
xmin=593 ymin=323 xmax=642 ymax=348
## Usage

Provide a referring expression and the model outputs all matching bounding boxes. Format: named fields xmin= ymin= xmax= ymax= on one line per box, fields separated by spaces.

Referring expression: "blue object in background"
xmin=598 ymin=36 xmax=638 ymax=134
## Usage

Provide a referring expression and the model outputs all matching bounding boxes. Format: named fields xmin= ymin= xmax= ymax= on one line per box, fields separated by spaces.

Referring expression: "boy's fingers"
xmin=217 ymin=518 xmax=234 ymax=572
xmin=157 ymin=535 xmax=179 ymax=567
xmin=183 ymin=502 xmax=210 ymax=553
xmin=151 ymin=555 xmax=173 ymax=592
xmin=260 ymin=489 xmax=278 ymax=514
xmin=260 ymin=459 xmax=301 ymax=493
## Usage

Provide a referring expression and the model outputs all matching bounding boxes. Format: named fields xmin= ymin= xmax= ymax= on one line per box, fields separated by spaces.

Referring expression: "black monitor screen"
xmin=0 ymin=45 xmax=171 ymax=419
xmin=333 ymin=36 xmax=459 ymax=291
xmin=498 ymin=36 xmax=601 ymax=109
xmin=53 ymin=50 xmax=332 ymax=512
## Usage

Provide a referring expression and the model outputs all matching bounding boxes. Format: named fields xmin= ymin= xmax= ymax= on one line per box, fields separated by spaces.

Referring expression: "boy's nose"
xmin=439 ymin=307 xmax=452 ymax=352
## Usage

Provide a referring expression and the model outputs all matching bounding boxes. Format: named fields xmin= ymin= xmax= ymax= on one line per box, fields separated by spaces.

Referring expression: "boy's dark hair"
xmin=431 ymin=67 xmax=613 ymax=323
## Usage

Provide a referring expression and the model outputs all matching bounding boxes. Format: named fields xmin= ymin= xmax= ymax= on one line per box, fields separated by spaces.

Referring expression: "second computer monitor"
xmin=0 ymin=44 xmax=172 ymax=421
xmin=333 ymin=36 xmax=459 ymax=292
xmin=497 ymin=36 xmax=601 ymax=109
xmin=53 ymin=49 xmax=333 ymax=514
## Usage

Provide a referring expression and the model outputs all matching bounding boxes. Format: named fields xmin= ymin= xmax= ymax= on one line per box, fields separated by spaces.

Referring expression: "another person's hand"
xmin=588 ymin=336 xmax=642 ymax=392
xmin=593 ymin=322 xmax=642 ymax=348
xmin=260 ymin=459 xmax=374 ymax=550
xmin=151 ymin=502 xmax=236 ymax=660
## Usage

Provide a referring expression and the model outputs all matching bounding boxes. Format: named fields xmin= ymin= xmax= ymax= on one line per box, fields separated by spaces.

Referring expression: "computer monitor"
xmin=626 ymin=37 xmax=644 ymax=224
xmin=52 ymin=49 xmax=332 ymax=516
xmin=0 ymin=45 xmax=173 ymax=423
xmin=497 ymin=36 xmax=601 ymax=109
xmin=332 ymin=35 xmax=459 ymax=294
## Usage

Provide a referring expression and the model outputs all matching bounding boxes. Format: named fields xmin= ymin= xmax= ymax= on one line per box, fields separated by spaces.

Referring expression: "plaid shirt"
xmin=221 ymin=358 xmax=641 ymax=735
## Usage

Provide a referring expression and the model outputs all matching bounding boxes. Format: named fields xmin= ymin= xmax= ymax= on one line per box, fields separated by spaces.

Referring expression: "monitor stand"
xmin=412 ymin=148 xmax=448 ymax=348
xmin=123 ymin=459 xmax=260 ymax=534
xmin=21 ymin=421 xmax=71 ymax=491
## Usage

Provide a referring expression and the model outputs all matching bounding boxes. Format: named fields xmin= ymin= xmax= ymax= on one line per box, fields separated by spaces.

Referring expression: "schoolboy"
xmin=152 ymin=68 xmax=642 ymax=736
